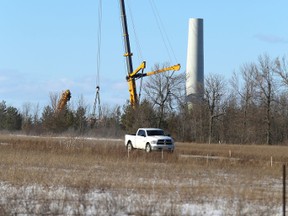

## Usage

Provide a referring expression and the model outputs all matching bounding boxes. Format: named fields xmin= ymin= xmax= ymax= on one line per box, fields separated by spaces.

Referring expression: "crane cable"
xmin=92 ymin=0 xmax=102 ymax=120
xmin=138 ymin=0 xmax=179 ymax=102
xmin=149 ymin=0 xmax=178 ymax=64
xmin=127 ymin=0 xmax=143 ymax=62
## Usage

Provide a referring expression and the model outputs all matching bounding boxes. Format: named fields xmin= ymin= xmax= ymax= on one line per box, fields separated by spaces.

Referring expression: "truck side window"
xmin=137 ymin=130 xmax=146 ymax=137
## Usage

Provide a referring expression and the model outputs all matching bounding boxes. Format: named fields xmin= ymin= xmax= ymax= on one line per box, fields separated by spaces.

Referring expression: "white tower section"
xmin=186 ymin=18 xmax=204 ymax=107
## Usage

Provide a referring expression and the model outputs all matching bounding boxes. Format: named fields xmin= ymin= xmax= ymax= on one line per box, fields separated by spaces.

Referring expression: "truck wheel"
xmin=127 ymin=142 xmax=133 ymax=151
xmin=145 ymin=143 xmax=152 ymax=153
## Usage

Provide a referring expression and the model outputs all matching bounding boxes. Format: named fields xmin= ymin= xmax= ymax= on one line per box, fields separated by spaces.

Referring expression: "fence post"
xmin=283 ymin=164 xmax=286 ymax=216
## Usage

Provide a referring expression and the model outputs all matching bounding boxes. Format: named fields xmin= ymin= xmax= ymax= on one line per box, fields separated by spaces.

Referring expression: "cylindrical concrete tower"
xmin=186 ymin=18 xmax=204 ymax=108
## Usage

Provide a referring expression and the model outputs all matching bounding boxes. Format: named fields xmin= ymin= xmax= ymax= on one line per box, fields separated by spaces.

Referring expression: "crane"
xmin=119 ymin=0 xmax=181 ymax=108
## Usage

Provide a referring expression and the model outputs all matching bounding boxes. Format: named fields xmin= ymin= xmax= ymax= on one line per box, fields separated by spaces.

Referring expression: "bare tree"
xmin=275 ymin=56 xmax=288 ymax=86
xmin=49 ymin=92 xmax=59 ymax=112
xmin=254 ymin=54 xmax=277 ymax=145
xmin=32 ymin=103 xmax=41 ymax=134
xmin=204 ymin=73 xmax=227 ymax=144
xmin=21 ymin=102 xmax=33 ymax=134
xmin=143 ymin=63 xmax=185 ymax=128
xmin=274 ymin=56 xmax=288 ymax=143
xmin=230 ymin=63 xmax=258 ymax=143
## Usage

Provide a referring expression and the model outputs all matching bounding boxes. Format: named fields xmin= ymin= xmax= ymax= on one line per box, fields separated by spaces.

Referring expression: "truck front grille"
xmin=157 ymin=139 xmax=173 ymax=145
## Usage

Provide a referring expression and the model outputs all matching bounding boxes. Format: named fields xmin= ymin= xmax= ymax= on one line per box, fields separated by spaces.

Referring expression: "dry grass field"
xmin=0 ymin=134 xmax=287 ymax=215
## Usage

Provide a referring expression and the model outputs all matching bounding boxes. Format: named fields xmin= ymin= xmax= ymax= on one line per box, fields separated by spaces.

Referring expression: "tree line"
xmin=1 ymin=54 xmax=288 ymax=145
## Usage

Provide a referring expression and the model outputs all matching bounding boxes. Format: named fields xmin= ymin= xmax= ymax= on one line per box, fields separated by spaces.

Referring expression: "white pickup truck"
xmin=125 ymin=128 xmax=174 ymax=153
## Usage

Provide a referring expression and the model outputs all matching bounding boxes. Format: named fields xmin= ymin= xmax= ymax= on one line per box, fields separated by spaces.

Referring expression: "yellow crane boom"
xmin=146 ymin=64 xmax=181 ymax=77
xmin=56 ymin=89 xmax=71 ymax=112
xmin=120 ymin=0 xmax=180 ymax=108
xmin=127 ymin=62 xmax=181 ymax=79
xmin=126 ymin=62 xmax=181 ymax=107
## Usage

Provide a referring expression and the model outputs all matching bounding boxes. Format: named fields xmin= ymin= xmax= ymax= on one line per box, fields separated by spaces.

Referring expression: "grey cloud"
xmin=254 ymin=34 xmax=288 ymax=44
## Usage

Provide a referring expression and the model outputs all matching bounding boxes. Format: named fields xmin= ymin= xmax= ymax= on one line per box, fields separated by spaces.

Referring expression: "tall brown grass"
xmin=0 ymin=134 xmax=286 ymax=215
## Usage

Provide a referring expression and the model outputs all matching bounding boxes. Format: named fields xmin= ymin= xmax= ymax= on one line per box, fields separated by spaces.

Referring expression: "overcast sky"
xmin=1 ymin=0 xmax=287 ymax=112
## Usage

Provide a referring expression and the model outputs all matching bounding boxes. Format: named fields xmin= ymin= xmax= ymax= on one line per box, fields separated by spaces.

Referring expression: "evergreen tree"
xmin=0 ymin=101 xmax=7 ymax=130
xmin=0 ymin=101 xmax=22 ymax=131
xmin=74 ymin=106 xmax=87 ymax=133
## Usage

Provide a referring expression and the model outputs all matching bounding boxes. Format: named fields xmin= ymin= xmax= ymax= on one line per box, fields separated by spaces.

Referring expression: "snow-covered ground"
xmin=0 ymin=181 xmax=282 ymax=215
xmin=13 ymin=134 xmax=123 ymax=143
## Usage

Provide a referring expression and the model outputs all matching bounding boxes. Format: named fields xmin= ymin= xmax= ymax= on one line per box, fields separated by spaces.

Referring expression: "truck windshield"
xmin=147 ymin=130 xmax=164 ymax=136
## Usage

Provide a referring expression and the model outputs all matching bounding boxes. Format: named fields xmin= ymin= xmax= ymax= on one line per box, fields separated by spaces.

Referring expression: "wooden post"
xmin=229 ymin=150 xmax=231 ymax=157
xmin=271 ymin=156 xmax=273 ymax=167
xmin=161 ymin=149 xmax=164 ymax=160
xmin=283 ymin=164 xmax=286 ymax=216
